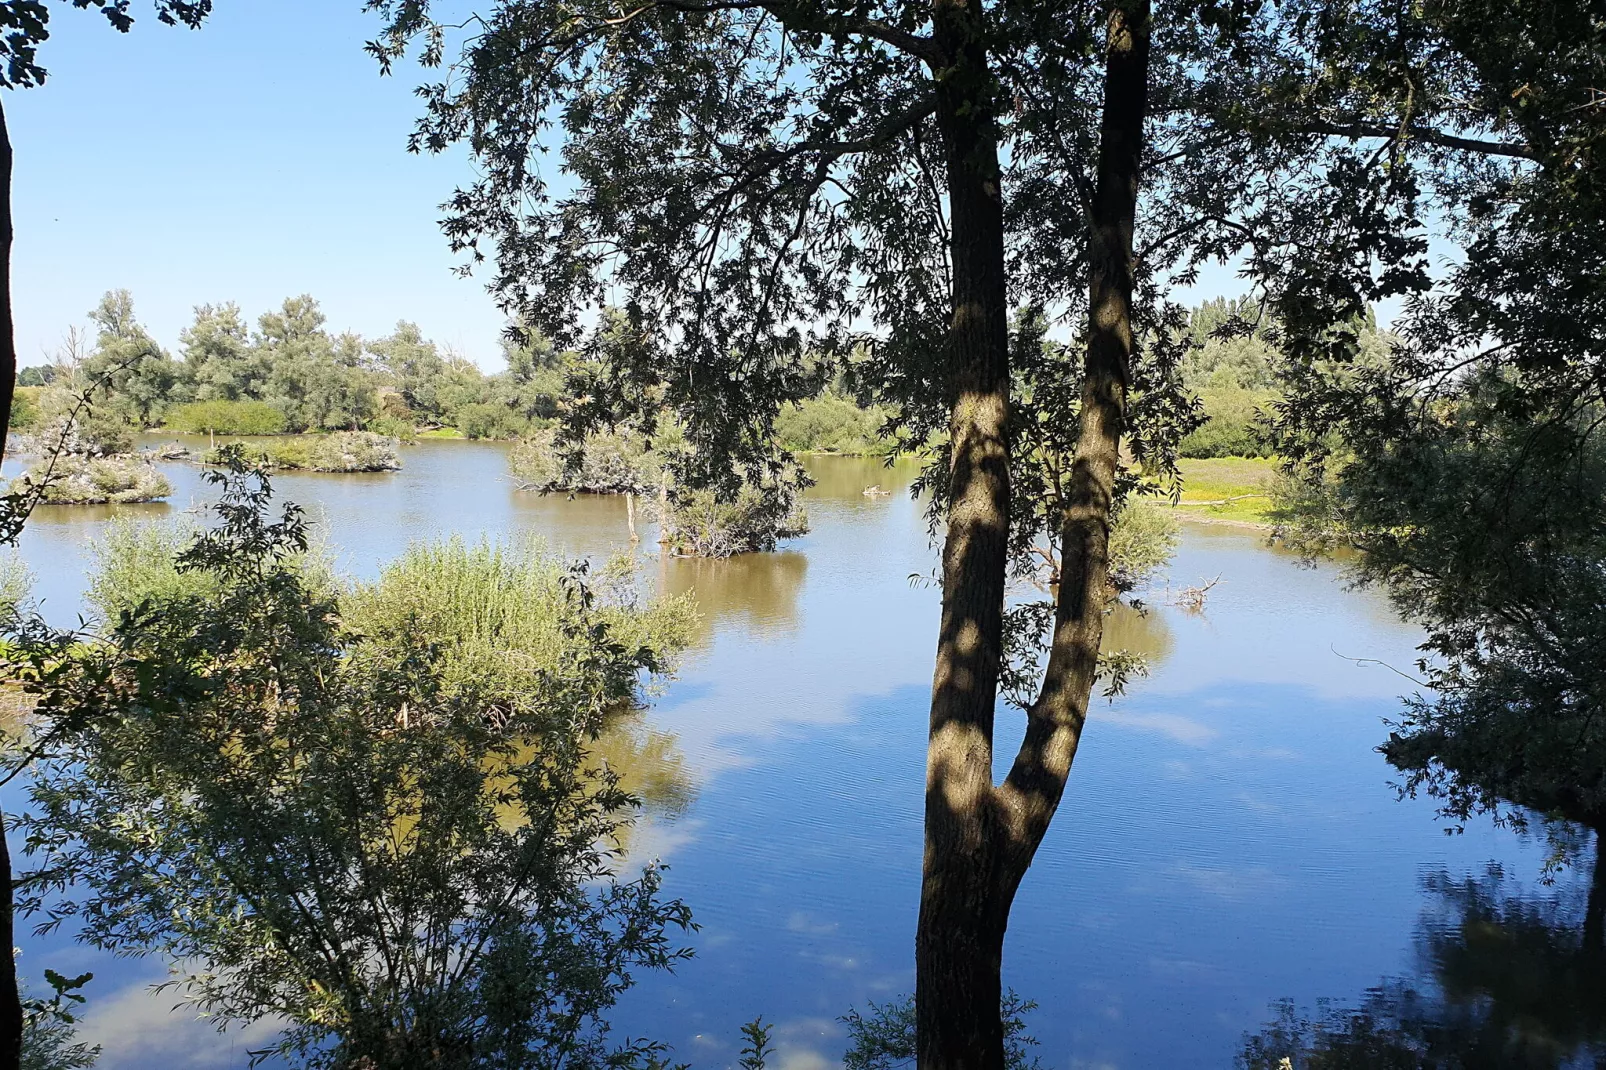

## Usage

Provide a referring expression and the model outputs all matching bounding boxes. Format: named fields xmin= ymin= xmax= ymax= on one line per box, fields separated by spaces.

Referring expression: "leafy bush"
xmin=20 ymin=390 xmax=134 ymax=458
xmin=367 ymin=415 xmax=418 ymax=443
xmin=455 ymin=401 xmax=535 ymax=440
xmin=1178 ymin=387 xmax=1278 ymax=458
xmin=9 ymin=386 xmax=41 ymax=430
xmin=342 ymin=539 xmax=697 ymax=712
xmin=660 ymin=483 xmax=809 ymax=558
xmin=15 ymin=463 xmax=694 ymax=1070
xmin=1106 ymin=500 xmax=1180 ymax=596
xmin=0 ymin=550 xmax=33 ymax=617
xmin=164 ymin=399 xmax=287 ymax=435
xmin=510 ymin=430 xmax=661 ymax=493
xmin=774 ymin=393 xmax=893 ymax=456
xmin=86 ymin=517 xmax=338 ymax=622
xmin=11 ymin=454 xmax=171 ymax=505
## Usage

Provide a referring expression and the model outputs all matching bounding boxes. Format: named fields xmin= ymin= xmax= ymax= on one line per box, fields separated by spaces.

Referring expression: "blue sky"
xmin=10 ymin=1 xmax=506 ymax=368
xmin=10 ymin=1 xmax=1261 ymax=373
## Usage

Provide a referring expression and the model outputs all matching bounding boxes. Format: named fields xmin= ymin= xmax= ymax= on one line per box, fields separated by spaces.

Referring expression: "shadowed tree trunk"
xmin=1 ymin=96 xmax=15 ymax=469
xmin=916 ymin=0 xmax=1013 ymax=1063
xmin=915 ymin=4 xmax=1150 ymax=1070
xmin=0 ymin=92 xmax=22 ymax=1070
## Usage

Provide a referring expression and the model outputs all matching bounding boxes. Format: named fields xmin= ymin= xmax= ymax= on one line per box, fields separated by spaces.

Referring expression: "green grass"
xmin=416 ymin=427 xmax=466 ymax=439
xmin=1167 ymin=456 xmax=1279 ymax=525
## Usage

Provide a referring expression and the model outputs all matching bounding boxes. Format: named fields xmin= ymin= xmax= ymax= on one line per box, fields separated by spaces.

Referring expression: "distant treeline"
xmin=12 ymin=289 xmax=569 ymax=440
xmin=1176 ymin=296 xmax=1391 ymax=459
xmin=10 ymin=289 xmax=1379 ymax=460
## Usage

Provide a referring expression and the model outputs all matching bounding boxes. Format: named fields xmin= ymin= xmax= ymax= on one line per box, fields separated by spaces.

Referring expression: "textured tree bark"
xmin=998 ymin=0 xmax=1149 ymax=875
xmin=0 ymin=810 xmax=20 ymax=1070
xmin=916 ymin=5 xmax=1150 ymax=1069
xmin=917 ymin=0 xmax=1012 ymax=1065
xmin=0 ymin=94 xmax=22 ymax=1070
xmin=1 ymin=95 xmax=15 ymax=469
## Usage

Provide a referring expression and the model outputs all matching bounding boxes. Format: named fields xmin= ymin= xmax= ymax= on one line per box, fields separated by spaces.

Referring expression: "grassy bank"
xmin=1167 ymin=456 xmax=1279 ymax=526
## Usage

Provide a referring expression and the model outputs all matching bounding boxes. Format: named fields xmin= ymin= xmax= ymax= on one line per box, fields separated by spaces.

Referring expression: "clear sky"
xmin=10 ymin=1 xmax=507 ymax=369
xmin=9 ymin=1 xmax=1262 ymax=374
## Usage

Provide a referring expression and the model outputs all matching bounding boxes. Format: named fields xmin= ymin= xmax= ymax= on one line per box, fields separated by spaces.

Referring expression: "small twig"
xmin=1329 ymin=645 xmax=1430 ymax=687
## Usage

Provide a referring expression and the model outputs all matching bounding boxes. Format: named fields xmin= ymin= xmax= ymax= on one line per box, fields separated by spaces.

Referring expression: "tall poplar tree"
xmin=365 ymin=0 xmax=1261 ymax=1064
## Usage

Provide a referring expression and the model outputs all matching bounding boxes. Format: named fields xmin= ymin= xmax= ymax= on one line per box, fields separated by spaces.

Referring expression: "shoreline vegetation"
xmin=9 ymin=290 xmax=1346 ymax=524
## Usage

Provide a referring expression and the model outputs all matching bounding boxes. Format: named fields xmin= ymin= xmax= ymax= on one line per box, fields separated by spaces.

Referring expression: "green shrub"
xmin=8 ymin=387 xmax=41 ymax=430
xmin=12 ymin=454 xmax=171 ymax=505
xmin=510 ymin=430 xmax=661 ymax=492
xmin=17 ymin=465 xmax=694 ymax=1069
xmin=343 ymin=539 xmax=697 ymax=710
xmin=1107 ymin=500 xmax=1180 ymax=595
xmin=367 ymin=415 xmax=418 ymax=443
xmin=774 ymin=393 xmax=893 ymax=456
xmin=660 ymin=483 xmax=809 ymax=557
xmin=88 ymin=517 xmax=338 ymax=623
xmin=165 ymin=399 xmax=287 ymax=436
xmin=454 ymin=401 xmax=533 ymax=440
xmin=1178 ymin=387 xmax=1278 ymax=458
xmin=0 ymin=550 xmax=34 ymax=617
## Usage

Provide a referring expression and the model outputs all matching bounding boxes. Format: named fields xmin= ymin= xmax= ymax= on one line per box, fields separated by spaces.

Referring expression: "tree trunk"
xmin=0 ymin=809 xmax=20 ymax=1070
xmin=916 ymin=5 xmax=1150 ymax=1069
xmin=1 ymin=95 xmax=16 ymax=469
xmin=0 ymin=94 xmax=23 ymax=1070
xmin=917 ymin=1 xmax=1013 ymax=1067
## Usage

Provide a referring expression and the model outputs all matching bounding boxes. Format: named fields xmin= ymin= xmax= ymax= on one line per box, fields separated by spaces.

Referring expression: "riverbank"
xmin=1168 ymin=456 xmax=1279 ymax=528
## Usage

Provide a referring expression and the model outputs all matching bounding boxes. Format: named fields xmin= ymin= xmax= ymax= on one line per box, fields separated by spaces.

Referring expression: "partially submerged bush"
xmin=1106 ymin=500 xmax=1181 ymax=596
xmin=342 ymin=539 xmax=696 ymax=714
xmin=10 ymin=454 xmax=171 ymax=505
xmin=510 ymin=429 xmax=661 ymax=493
xmin=307 ymin=430 xmax=401 ymax=472
xmin=206 ymin=431 xmax=401 ymax=473
xmin=660 ymin=483 xmax=809 ymax=558
xmin=86 ymin=516 xmax=338 ymax=621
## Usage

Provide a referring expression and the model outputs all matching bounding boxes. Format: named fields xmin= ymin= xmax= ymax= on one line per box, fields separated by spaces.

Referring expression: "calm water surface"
xmin=6 ymin=440 xmax=1599 ymax=1068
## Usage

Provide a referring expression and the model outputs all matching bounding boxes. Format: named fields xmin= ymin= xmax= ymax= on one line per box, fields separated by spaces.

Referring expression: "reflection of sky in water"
xmin=5 ymin=445 xmax=1589 ymax=1068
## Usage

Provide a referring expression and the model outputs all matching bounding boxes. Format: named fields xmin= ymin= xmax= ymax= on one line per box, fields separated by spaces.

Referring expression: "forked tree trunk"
xmin=916 ymin=5 xmax=1150 ymax=1069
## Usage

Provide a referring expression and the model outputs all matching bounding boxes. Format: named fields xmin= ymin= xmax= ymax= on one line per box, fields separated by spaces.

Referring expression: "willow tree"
xmin=366 ymin=0 xmax=1257 ymax=1064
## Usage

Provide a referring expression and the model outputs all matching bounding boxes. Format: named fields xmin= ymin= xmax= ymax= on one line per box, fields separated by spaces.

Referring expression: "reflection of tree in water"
xmin=657 ymin=551 xmax=808 ymax=642
xmin=1240 ymin=847 xmax=1606 ymax=1069
xmin=495 ymin=711 xmax=696 ymax=856
xmin=592 ymin=709 xmax=697 ymax=822
xmin=1099 ymin=601 xmax=1173 ymax=666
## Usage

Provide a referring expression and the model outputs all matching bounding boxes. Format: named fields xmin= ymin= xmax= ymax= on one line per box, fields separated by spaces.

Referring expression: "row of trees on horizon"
xmin=12 ymin=288 xmax=1354 ymax=462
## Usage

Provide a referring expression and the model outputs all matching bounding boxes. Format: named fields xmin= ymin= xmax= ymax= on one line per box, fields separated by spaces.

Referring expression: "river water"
xmin=6 ymin=440 xmax=1602 ymax=1068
